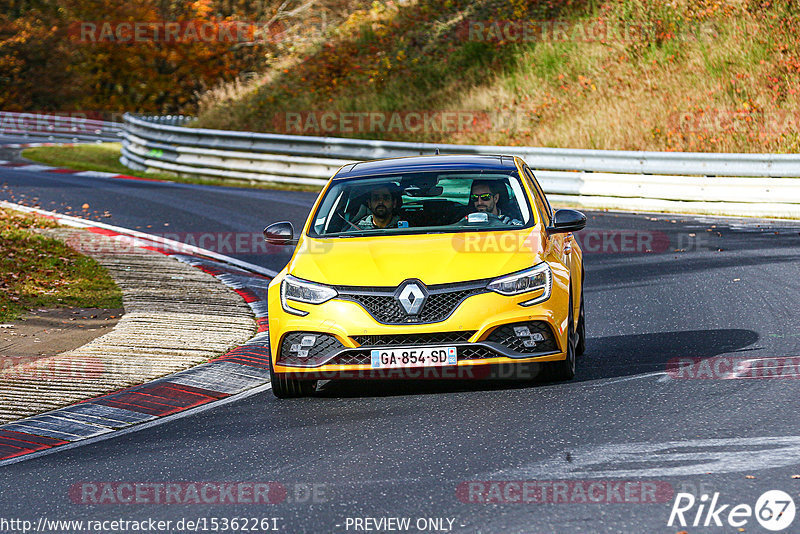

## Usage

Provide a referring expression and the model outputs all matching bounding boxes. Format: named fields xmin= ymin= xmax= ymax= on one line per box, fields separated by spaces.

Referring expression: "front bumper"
xmin=269 ymin=284 xmax=570 ymax=376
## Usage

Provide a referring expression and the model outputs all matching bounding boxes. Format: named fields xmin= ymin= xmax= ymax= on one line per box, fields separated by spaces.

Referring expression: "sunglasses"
xmin=470 ymin=193 xmax=494 ymax=201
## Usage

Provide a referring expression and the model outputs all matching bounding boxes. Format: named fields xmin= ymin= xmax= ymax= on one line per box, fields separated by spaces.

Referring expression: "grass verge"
xmin=0 ymin=207 xmax=123 ymax=321
xmin=22 ymin=143 xmax=135 ymax=176
xmin=21 ymin=143 xmax=323 ymax=192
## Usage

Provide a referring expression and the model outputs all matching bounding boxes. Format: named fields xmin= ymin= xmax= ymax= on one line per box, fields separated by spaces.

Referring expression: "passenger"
xmin=468 ymin=180 xmax=522 ymax=225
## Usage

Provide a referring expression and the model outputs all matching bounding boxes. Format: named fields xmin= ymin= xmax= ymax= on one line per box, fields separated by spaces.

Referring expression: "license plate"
xmin=370 ymin=346 xmax=457 ymax=369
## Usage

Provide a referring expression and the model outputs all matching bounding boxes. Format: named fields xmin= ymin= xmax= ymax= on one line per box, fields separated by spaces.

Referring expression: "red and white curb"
xmin=0 ymin=158 xmax=168 ymax=183
xmin=0 ymin=202 xmax=277 ymax=466
xmin=0 ymin=142 xmax=77 ymax=149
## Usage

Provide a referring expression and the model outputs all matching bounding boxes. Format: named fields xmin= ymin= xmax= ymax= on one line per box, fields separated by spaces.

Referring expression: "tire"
xmin=269 ymin=356 xmax=317 ymax=398
xmin=543 ymin=291 xmax=576 ymax=382
xmin=576 ymin=291 xmax=586 ymax=356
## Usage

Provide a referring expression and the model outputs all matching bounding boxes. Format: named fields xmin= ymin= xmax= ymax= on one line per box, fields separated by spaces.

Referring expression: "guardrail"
xmin=119 ymin=113 xmax=800 ymax=217
xmin=0 ymin=111 xmax=123 ymax=142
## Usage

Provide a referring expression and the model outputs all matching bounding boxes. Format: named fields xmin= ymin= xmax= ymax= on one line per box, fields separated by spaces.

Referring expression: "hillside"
xmin=194 ymin=0 xmax=800 ymax=153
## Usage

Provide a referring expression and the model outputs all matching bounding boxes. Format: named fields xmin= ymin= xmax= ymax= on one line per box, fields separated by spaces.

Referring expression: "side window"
xmin=523 ymin=166 xmax=552 ymax=226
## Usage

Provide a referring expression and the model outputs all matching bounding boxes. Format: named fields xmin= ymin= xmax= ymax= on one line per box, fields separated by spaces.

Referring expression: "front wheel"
xmin=543 ymin=292 xmax=576 ymax=382
xmin=576 ymin=292 xmax=586 ymax=356
xmin=269 ymin=357 xmax=317 ymax=398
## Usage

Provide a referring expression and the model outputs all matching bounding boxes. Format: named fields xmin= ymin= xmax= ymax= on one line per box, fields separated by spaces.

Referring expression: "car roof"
xmin=333 ymin=155 xmax=519 ymax=180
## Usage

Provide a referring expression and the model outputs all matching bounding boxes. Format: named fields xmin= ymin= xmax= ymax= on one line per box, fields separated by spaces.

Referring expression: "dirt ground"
xmin=0 ymin=307 xmax=123 ymax=359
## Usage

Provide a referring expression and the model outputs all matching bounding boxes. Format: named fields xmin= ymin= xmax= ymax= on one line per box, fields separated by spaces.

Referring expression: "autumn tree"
xmin=0 ymin=0 xmax=315 ymax=114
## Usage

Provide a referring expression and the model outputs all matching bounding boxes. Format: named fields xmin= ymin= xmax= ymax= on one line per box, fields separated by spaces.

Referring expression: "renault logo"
xmin=395 ymin=280 xmax=428 ymax=315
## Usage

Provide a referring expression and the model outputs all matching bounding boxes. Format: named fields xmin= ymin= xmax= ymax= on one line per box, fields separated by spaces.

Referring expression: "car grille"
xmin=279 ymin=332 xmax=344 ymax=367
xmin=486 ymin=321 xmax=557 ymax=353
xmin=330 ymin=352 xmax=373 ymax=366
xmin=335 ymin=279 xmax=489 ymax=325
xmin=458 ymin=346 xmax=499 ymax=360
xmin=352 ymin=331 xmax=476 ymax=347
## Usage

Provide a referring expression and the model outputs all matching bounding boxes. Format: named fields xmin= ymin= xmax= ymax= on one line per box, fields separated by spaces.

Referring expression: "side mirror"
xmin=547 ymin=209 xmax=586 ymax=234
xmin=263 ymin=221 xmax=297 ymax=246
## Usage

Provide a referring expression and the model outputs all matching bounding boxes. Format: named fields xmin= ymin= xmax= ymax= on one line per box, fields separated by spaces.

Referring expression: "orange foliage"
xmin=0 ymin=0 xmax=284 ymax=114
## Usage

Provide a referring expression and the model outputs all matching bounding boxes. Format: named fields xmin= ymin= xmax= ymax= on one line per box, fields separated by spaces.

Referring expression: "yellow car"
xmin=264 ymin=155 xmax=586 ymax=398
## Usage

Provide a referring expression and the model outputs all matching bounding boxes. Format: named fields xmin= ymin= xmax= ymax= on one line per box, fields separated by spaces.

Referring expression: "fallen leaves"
xmin=0 ymin=207 xmax=122 ymax=321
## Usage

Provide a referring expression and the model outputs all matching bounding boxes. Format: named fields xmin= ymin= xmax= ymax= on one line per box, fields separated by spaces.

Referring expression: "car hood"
xmin=288 ymin=230 xmax=543 ymax=287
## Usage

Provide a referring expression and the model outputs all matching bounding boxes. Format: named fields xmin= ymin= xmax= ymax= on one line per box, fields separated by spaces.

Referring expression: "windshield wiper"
xmin=337 ymin=232 xmax=376 ymax=238
xmin=336 ymin=212 xmax=363 ymax=231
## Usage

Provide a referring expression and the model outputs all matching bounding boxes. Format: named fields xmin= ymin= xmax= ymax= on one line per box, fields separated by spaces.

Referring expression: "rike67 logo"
xmin=668 ymin=490 xmax=796 ymax=531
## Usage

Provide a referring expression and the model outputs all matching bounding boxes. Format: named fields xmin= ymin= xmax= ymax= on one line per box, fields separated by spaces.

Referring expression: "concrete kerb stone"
xmin=0 ymin=226 xmax=257 ymax=424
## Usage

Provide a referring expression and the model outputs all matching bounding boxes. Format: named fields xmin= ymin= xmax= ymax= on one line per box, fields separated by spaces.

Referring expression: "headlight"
xmin=281 ymin=275 xmax=338 ymax=316
xmin=487 ymin=263 xmax=552 ymax=306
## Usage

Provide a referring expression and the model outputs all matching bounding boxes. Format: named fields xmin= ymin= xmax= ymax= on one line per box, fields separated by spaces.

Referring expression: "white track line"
xmin=583 ymin=371 xmax=667 ymax=388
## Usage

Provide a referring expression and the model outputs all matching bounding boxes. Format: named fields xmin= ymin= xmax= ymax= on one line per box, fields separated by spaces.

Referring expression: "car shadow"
xmin=314 ymin=328 xmax=759 ymax=398
xmin=576 ymin=328 xmax=760 ymax=382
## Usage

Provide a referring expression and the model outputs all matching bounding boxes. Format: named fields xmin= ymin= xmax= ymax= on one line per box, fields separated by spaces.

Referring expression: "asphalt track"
xmin=2 ymin=137 xmax=800 ymax=533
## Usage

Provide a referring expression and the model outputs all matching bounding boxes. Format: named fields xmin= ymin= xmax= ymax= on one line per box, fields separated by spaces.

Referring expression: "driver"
xmin=356 ymin=185 xmax=401 ymax=229
xmin=469 ymin=180 xmax=522 ymax=225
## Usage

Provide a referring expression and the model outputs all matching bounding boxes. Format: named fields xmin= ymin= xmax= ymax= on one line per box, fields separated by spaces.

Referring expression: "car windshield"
xmin=309 ymin=172 xmax=534 ymax=237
